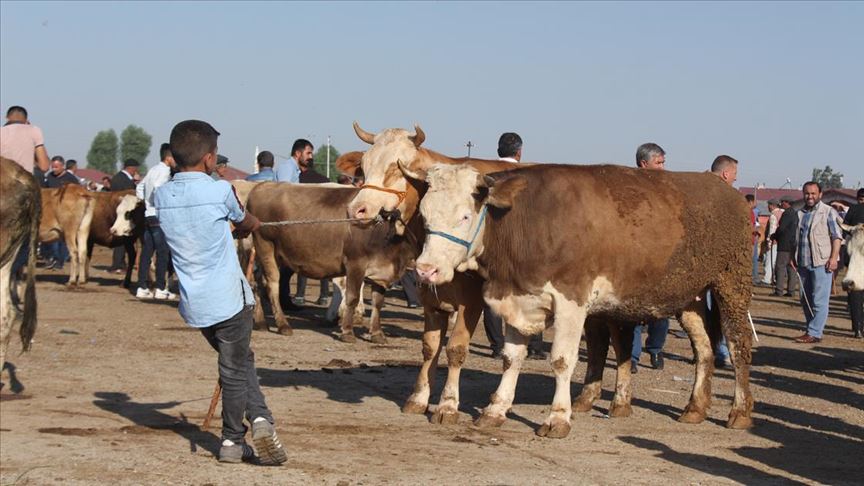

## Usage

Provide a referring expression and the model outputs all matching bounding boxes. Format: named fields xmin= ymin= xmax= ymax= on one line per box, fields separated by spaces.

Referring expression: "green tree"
xmin=86 ymin=129 xmax=119 ymax=174
xmin=120 ymin=125 xmax=153 ymax=174
xmin=811 ymin=165 xmax=844 ymax=189
xmin=313 ymin=144 xmax=342 ymax=182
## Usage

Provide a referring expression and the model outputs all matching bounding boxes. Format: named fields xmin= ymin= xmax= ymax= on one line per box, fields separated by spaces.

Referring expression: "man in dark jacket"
xmin=107 ymin=159 xmax=140 ymax=273
xmin=290 ymin=139 xmax=330 ymax=306
xmin=772 ymin=196 xmax=800 ymax=296
xmin=843 ymin=188 xmax=864 ymax=338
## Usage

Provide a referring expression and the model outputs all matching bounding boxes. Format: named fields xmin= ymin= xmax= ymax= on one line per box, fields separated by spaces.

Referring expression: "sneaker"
xmin=630 ymin=361 xmax=638 ymax=374
xmin=315 ymin=296 xmax=329 ymax=306
xmin=135 ymin=287 xmax=154 ymax=299
xmin=218 ymin=440 xmax=256 ymax=463
xmin=154 ymin=288 xmax=177 ymax=300
xmin=251 ymin=419 xmax=288 ymax=466
xmin=715 ymin=357 xmax=732 ymax=369
xmin=292 ymin=296 xmax=305 ymax=306
xmin=527 ymin=350 xmax=548 ymax=361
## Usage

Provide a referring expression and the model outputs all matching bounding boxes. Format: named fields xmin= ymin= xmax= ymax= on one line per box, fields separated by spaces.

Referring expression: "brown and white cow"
xmin=411 ymin=163 xmax=754 ymax=437
xmin=86 ymin=190 xmax=145 ymax=288
xmin=39 ymin=185 xmax=95 ymax=286
xmin=0 ymin=158 xmax=40 ymax=370
xmin=343 ymin=124 xmax=645 ymax=425
xmin=246 ymin=180 xmax=417 ymax=342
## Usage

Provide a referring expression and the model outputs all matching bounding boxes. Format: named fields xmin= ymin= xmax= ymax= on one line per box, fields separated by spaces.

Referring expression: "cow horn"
xmin=353 ymin=121 xmax=376 ymax=145
xmin=409 ymin=124 xmax=426 ymax=147
xmin=397 ymin=159 xmax=426 ymax=181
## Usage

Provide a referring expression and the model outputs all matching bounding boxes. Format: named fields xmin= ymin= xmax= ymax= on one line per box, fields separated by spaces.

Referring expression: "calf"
xmin=412 ymin=163 xmax=754 ymax=437
xmin=86 ymin=190 xmax=144 ymax=288
xmin=0 ymin=158 xmax=40 ymax=370
xmin=39 ymin=185 xmax=95 ymax=286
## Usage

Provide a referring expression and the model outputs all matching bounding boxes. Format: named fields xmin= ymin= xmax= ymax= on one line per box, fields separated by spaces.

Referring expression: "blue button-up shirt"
xmin=275 ymin=158 xmax=300 ymax=183
xmin=245 ymin=167 xmax=276 ymax=182
xmin=154 ymin=172 xmax=254 ymax=328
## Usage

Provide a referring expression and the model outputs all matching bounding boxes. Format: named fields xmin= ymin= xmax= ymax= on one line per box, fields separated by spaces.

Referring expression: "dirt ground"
xmin=1 ymin=246 xmax=861 ymax=485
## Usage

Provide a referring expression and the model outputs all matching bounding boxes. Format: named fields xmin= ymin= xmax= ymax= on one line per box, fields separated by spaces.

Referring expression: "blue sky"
xmin=2 ymin=1 xmax=861 ymax=188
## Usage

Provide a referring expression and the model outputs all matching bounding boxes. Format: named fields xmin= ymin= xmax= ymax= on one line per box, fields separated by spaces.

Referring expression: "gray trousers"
xmin=200 ymin=306 xmax=273 ymax=442
xmin=774 ymin=251 xmax=797 ymax=294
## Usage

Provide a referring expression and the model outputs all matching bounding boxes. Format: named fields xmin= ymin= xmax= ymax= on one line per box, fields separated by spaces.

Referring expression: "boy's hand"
xmin=232 ymin=213 xmax=261 ymax=239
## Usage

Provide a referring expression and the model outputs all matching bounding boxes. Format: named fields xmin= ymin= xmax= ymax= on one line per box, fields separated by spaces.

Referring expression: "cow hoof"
xmin=678 ymin=409 xmax=707 ymax=424
xmin=401 ymin=401 xmax=428 ymax=415
xmin=609 ymin=402 xmax=632 ymax=418
xmin=369 ymin=332 xmax=387 ymax=345
xmin=339 ymin=332 xmax=356 ymax=344
xmin=571 ymin=396 xmax=595 ymax=413
xmin=537 ymin=420 xmax=571 ymax=439
xmin=726 ymin=413 xmax=753 ymax=429
xmin=277 ymin=326 xmax=294 ymax=336
xmin=473 ymin=414 xmax=506 ymax=429
xmin=431 ymin=409 xmax=459 ymax=425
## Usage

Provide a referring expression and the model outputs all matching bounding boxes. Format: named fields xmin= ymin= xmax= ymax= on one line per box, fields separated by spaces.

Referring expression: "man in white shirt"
xmin=483 ymin=132 xmax=547 ymax=360
xmin=761 ymin=199 xmax=782 ymax=286
xmin=135 ymin=143 xmax=176 ymax=300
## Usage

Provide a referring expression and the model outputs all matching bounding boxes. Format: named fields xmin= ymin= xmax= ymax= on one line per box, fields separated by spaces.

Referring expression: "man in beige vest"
xmin=793 ymin=181 xmax=842 ymax=343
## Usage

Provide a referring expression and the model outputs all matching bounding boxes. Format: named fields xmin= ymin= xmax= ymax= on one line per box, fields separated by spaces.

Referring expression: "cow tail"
xmin=20 ymin=185 xmax=41 ymax=352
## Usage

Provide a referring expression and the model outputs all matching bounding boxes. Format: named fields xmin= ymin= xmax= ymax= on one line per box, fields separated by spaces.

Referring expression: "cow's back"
xmin=247 ymin=183 xmax=361 ymax=277
xmin=483 ymin=164 xmax=750 ymax=319
xmin=0 ymin=157 xmax=40 ymax=264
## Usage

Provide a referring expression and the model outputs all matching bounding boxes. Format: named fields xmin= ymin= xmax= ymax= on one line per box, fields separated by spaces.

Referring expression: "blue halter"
xmin=426 ymin=205 xmax=488 ymax=253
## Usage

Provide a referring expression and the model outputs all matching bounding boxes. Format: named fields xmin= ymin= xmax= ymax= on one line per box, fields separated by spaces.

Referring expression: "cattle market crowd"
xmin=1 ymin=103 xmax=862 ymax=468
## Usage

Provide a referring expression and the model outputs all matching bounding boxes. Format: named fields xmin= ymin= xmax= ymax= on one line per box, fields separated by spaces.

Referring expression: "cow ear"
xmin=397 ymin=159 xmax=427 ymax=182
xmin=336 ymin=151 xmax=364 ymax=177
xmin=483 ymin=173 xmax=527 ymax=209
xmin=841 ymin=222 xmax=864 ymax=233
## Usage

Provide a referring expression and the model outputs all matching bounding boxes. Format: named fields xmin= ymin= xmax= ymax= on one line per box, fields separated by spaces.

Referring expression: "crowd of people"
xmin=2 ymin=105 xmax=863 ymax=466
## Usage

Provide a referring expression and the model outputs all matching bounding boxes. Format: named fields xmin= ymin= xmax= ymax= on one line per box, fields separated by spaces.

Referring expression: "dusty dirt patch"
xmin=1 ymin=247 xmax=861 ymax=485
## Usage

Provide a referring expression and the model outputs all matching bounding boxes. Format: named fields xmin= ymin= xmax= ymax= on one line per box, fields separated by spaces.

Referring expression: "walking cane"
xmin=203 ymin=381 xmax=221 ymax=429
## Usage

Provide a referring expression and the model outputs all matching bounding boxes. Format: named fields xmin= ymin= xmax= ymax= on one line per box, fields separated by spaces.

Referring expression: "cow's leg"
xmin=608 ymin=323 xmax=635 ymax=418
xmin=432 ymin=302 xmax=483 ymax=425
xmin=64 ymin=232 xmax=80 ymax=287
xmin=366 ymin=282 xmax=387 ymax=344
xmin=475 ymin=324 xmax=529 ymax=429
xmin=85 ymin=240 xmax=95 ymax=283
xmin=677 ymin=301 xmax=714 ymax=424
xmin=572 ymin=318 xmax=609 ymax=414
xmin=122 ymin=241 xmax=136 ymax=289
xmin=403 ymin=306 xmax=449 ymax=414
xmin=255 ymin=238 xmax=291 ymax=335
xmin=0 ymin=260 xmax=15 ymax=370
xmin=714 ymin=286 xmax=754 ymax=429
xmin=252 ymin=259 xmax=268 ymax=331
xmin=537 ymin=303 xmax=587 ymax=439
xmin=338 ymin=267 xmax=364 ymax=343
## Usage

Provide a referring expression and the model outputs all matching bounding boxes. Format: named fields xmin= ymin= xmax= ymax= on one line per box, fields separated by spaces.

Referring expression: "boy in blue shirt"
xmin=155 ymin=120 xmax=287 ymax=465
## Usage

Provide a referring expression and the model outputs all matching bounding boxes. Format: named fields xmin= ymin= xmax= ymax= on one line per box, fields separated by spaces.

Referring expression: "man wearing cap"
xmin=761 ymin=199 xmax=782 ymax=286
xmin=772 ymin=196 xmax=799 ymax=297
xmin=108 ymin=159 xmax=141 ymax=273
xmin=212 ymin=155 xmax=229 ymax=181
xmin=793 ymin=181 xmax=842 ymax=343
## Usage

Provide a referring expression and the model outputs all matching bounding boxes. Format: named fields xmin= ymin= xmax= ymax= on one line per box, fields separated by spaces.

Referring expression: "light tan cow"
xmin=39 ymin=185 xmax=95 ymax=286
xmin=0 ymin=157 xmax=40 ymax=371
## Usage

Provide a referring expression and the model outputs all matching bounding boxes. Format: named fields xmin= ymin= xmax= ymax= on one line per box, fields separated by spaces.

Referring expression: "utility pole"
xmin=326 ymin=135 xmax=331 ymax=179
xmin=466 ymin=141 xmax=474 ymax=158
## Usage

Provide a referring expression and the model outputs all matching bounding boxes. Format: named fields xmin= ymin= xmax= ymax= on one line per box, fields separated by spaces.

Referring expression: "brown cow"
xmin=0 ymin=158 xmax=39 ymax=370
xmin=39 ymin=185 xmax=95 ymax=286
xmin=342 ymin=124 xmax=715 ymax=427
xmin=85 ymin=190 xmax=144 ymax=288
xmin=246 ymin=181 xmax=416 ymax=342
xmin=412 ymin=163 xmax=754 ymax=438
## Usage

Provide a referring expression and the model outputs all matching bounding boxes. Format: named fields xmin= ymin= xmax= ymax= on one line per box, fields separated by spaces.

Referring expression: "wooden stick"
xmin=203 ymin=381 xmax=221 ymax=429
